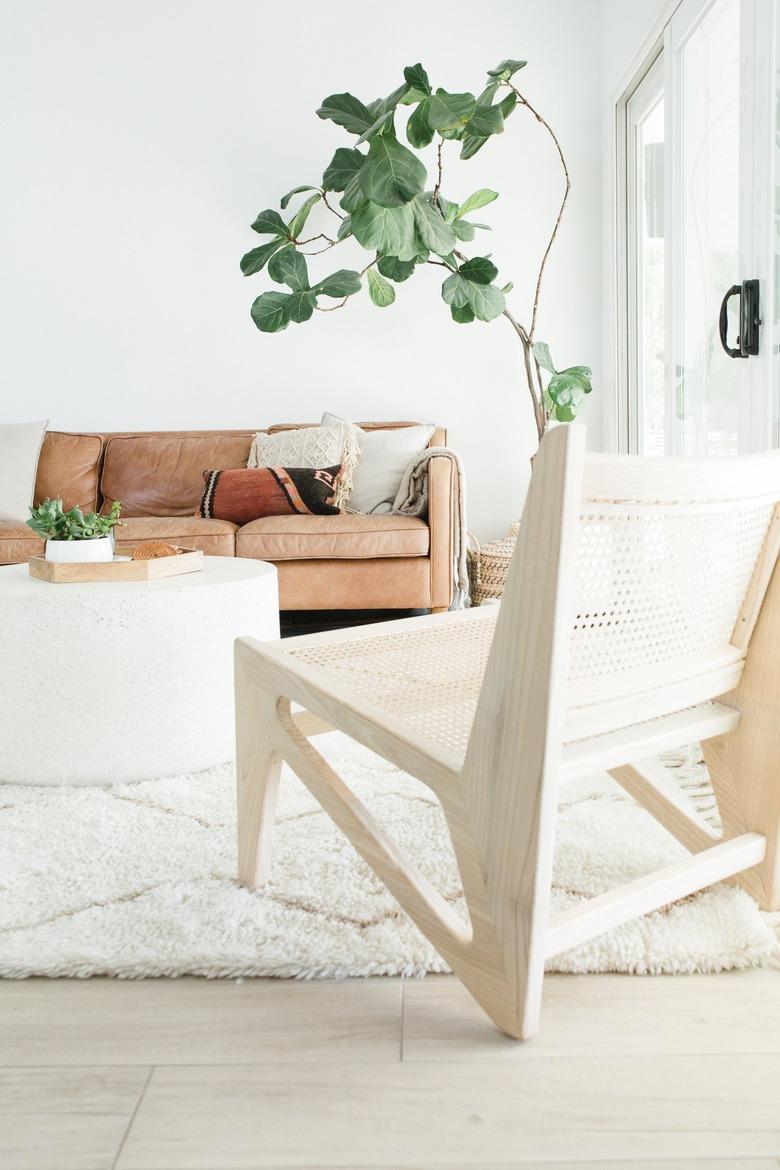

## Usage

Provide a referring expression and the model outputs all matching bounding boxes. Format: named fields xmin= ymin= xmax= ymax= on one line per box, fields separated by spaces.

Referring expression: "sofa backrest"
xmin=34 ymin=431 xmax=103 ymax=512
xmin=33 ymin=423 xmax=444 ymax=518
xmin=98 ymin=431 xmax=257 ymax=517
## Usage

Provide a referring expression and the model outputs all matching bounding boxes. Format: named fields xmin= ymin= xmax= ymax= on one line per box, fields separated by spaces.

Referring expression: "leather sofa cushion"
xmin=101 ymin=433 xmax=255 ymax=517
xmin=114 ymin=516 xmax=238 ymax=557
xmin=236 ymin=514 xmax=429 ymax=561
xmin=275 ymin=557 xmax=431 ymax=609
xmin=0 ymin=522 xmax=44 ymax=564
xmin=34 ymin=431 xmax=103 ymax=512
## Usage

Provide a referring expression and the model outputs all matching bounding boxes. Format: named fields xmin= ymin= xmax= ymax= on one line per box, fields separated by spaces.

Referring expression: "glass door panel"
xmin=676 ymin=0 xmax=742 ymax=455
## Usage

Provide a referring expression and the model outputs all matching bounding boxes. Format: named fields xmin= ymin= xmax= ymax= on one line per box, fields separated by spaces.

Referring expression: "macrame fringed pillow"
xmin=247 ymin=422 xmax=359 ymax=511
xmin=200 ymin=466 xmax=344 ymax=525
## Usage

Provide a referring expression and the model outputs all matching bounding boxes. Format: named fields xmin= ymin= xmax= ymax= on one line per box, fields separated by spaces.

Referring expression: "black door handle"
xmin=719 ymin=279 xmax=761 ymax=358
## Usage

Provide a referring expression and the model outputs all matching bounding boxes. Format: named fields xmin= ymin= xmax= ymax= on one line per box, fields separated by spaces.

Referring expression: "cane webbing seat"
xmin=284 ymin=611 xmax=496 ymax=758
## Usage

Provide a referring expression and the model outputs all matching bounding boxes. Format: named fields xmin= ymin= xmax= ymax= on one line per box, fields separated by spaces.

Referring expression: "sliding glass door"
xmin=623 ymin=0 xmax=779 ymax=455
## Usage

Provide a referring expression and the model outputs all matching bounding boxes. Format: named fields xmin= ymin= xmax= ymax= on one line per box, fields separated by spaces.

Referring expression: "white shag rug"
xmin=0 ymin=733 xmax=777 ymax=979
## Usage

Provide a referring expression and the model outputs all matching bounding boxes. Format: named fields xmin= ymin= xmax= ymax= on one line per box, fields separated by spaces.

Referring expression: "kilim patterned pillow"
xmin=200 ymin=466 xmax=342 ymax=525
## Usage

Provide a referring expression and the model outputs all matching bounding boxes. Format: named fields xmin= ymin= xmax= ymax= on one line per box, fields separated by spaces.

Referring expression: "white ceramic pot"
xmin=45 ymin=535 xmax=114 ymax=564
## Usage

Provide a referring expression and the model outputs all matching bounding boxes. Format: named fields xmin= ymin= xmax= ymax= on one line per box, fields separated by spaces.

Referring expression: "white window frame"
xmin=623 ymin=52 xmax=665 ymax=455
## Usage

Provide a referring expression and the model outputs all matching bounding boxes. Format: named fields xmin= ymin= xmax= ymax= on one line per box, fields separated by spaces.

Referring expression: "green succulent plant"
xmin=241 ymin=57 xmax=592 ymax=443
xmin=27 ymin=498 xmax=122 ymax=541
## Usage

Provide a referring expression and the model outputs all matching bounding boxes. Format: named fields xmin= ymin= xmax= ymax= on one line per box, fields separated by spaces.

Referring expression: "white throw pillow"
xmin=248 ymin=422 xmax=359 ymax=509
xmin=0 ymin=420 xmax=48 ymax=522
xmin=322 ymin=413 xmax=435 ymax=514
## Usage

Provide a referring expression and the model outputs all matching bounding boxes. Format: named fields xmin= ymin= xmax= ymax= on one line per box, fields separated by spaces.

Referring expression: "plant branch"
xmin=315 ymin=257 xmax=378 ymax=314
xmin=321 ymin=190 xmax=345 ymax=221
xmin=296 ymin=232 xmax=338 ymax=252
xmin=433 ymin=138 xmax=444 ymax=205
xmin=507 ymin=81 xmax=571 ymax=342
xmin=503 ymin=307 xmax=546 ymax=442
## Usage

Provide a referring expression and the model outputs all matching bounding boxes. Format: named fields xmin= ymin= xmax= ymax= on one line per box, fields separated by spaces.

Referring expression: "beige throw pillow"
xmin=0 ymin=420 xmax=49 ymax=522
xmin=322 ymin=413 xmax=435 ymax=514
xmin=248 ymin=422 xmax=358 ymax=509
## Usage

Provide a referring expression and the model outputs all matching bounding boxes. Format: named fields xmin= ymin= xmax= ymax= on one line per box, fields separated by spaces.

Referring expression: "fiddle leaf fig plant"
xmin=27 ymin=498 xmax=122 ymax=541
xmin=241 ymin=57 xmax=592 ymax=444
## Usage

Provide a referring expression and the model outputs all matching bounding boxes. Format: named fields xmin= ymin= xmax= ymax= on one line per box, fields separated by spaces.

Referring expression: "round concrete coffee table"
xmin=0 ymin=557 xmax=279 ymax=785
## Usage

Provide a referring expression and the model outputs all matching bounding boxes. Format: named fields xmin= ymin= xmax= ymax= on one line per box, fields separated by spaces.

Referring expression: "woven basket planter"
xmin=467 ymin=522 xmax=520 ymax=605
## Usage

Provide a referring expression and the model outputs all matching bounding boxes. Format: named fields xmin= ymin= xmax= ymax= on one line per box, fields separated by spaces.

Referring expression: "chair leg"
xmin=703 ymin=562 xmax=780 ymax=911
xmin=235 ymin=664 xmax=282 ymax=889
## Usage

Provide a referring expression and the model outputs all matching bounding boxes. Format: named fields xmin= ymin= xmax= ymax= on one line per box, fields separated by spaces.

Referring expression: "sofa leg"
xmin=430 ymin=606 xmax=448 ymax=614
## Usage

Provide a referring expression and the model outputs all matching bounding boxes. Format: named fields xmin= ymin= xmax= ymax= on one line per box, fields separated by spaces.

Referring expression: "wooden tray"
xmin=28 ymin=547 xmax=205 ymax=583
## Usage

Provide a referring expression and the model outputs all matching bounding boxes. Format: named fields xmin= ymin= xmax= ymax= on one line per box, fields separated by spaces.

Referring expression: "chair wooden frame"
xmin=235 ymin=426 xmax=780 ymax=1039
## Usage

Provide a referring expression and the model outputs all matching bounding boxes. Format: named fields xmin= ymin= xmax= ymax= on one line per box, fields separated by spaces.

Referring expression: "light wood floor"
xmin=1 ymin=970 xmax=779 ymax=1170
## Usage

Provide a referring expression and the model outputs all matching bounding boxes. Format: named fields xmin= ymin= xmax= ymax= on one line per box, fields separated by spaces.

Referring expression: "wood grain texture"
xmin=401 ymin=969 xmax=780 ymax=1061
xmin=28 ymin=548 xmax=204 ymax=583
xmin=0 ymin=1066 xmax=149 ymax=1170
xmin=117 ymin=1056 xmax=780 ymax=1168
xmin=0 ymin=978 xmax=402 ymax=1067
xmin=704 ymin=553 xmax=780 ymax=910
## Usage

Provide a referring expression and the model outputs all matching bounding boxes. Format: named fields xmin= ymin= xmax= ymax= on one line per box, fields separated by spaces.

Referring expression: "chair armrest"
xmin=428 ymin=455 xmax=454 ymax=610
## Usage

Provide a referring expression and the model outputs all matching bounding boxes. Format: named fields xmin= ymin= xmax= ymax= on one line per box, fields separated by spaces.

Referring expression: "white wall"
xmin=0 ymin=0 xmax=602 ymax=539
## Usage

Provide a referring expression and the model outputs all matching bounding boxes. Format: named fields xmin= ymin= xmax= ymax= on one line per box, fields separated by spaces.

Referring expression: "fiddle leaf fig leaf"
xmin=442 ymin=271 xmax=504 ymax=319
xmin=367 ymin=267 xmax=396 ymax=307
xmin=357 ymin=84 xmax=409 ymax=144
xmin=316 ymin=92 xmax=373 ymax=135
xmin=360 ymin=133 xmax=427 ymax=207
xmin=403 ymin=63 xmax=431 ymax=95
xmin=460 ymin=131 xmax=490 ymax=161
xmin=377 ymin=254 xmax=415 ymax=282
xmin=355 ymin=109 xmax=394 ymax=145
xmin=368 ymin=82 xmax=410 ymax=120
xmin=286 ymin=290 xmax=317 ymax=323
xmin=314 ymin=269 xmax=362 ymax=298
xmin=250 ymin=291 xmax=291 ymax=333
xmin=240 ymin=238 xmax=284 ymax=276
xmin=268 ymin=245 xmax=310 ymax=291
xmin=412 ymin=193 xmax=457 ymax=255
xmin=559 ymin=364 xmax=593 ymax=392
xmin=459 ymin=256 xmax=498 ymax=285
xmin=499 ymin=92 xmax=517 ymax=119
xmin=451 ymin=303 xmax=475 ymax=324
xmin=339 ymin=172 xmax=367 ymax=213
xmin=465 ymin=103 xmax=504 ymax=138
xmin=451 ymin=219 xmax=475 ymax=241
xmin=465 ymin=281 xmax=505 ymax=321
xmin=288 ymin=192 xmax=321 ymax=239
xmin=441 ymin=272 xmax=471 ymax=309
xmin=406 ymin=100 xmax=435 ymax=148
xmin=437 ymin=195 xmax=458 ymax=223
xmin=545 ymin=371 xmax=588 ymax=419
xmin=428 ymin=90 xmax=476 ymax=132
xmin=323 ymin=148 xmax=365 ymax=192
xmin=337 ymin=215 xmax=353 ymax=241
xmin=487 ymin=58 xmax=527 ymax=79
xmin=280 ymin=185 xmax=318 ymax=210
xmin=533 ymin=341 xmax=557 ymax=374
xmin=250 ymin=209 xmax=288 ymax=237
xmin=351 ymin=200 xmax=416 ymax=260
xmin=455 ymin=189 xmax=498 ymax=219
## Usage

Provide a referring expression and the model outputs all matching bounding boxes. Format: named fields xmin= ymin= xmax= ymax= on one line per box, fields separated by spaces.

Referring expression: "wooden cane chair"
xmin=234 ymin=425 xmax=780 ymax=1039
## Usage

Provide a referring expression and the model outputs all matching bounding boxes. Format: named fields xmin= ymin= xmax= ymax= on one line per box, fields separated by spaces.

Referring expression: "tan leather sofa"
xmin=1 ymin=423 xmax=454 ymax=611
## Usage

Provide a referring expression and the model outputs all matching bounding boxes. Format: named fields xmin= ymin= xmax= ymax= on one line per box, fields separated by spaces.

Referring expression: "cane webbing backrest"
xmin=285 ymin=443 xmax=780 ymax=759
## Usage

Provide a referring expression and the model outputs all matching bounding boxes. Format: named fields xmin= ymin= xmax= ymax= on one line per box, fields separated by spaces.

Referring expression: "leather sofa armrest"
xmin=428 ymin=455 xmax=454 ymax=610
